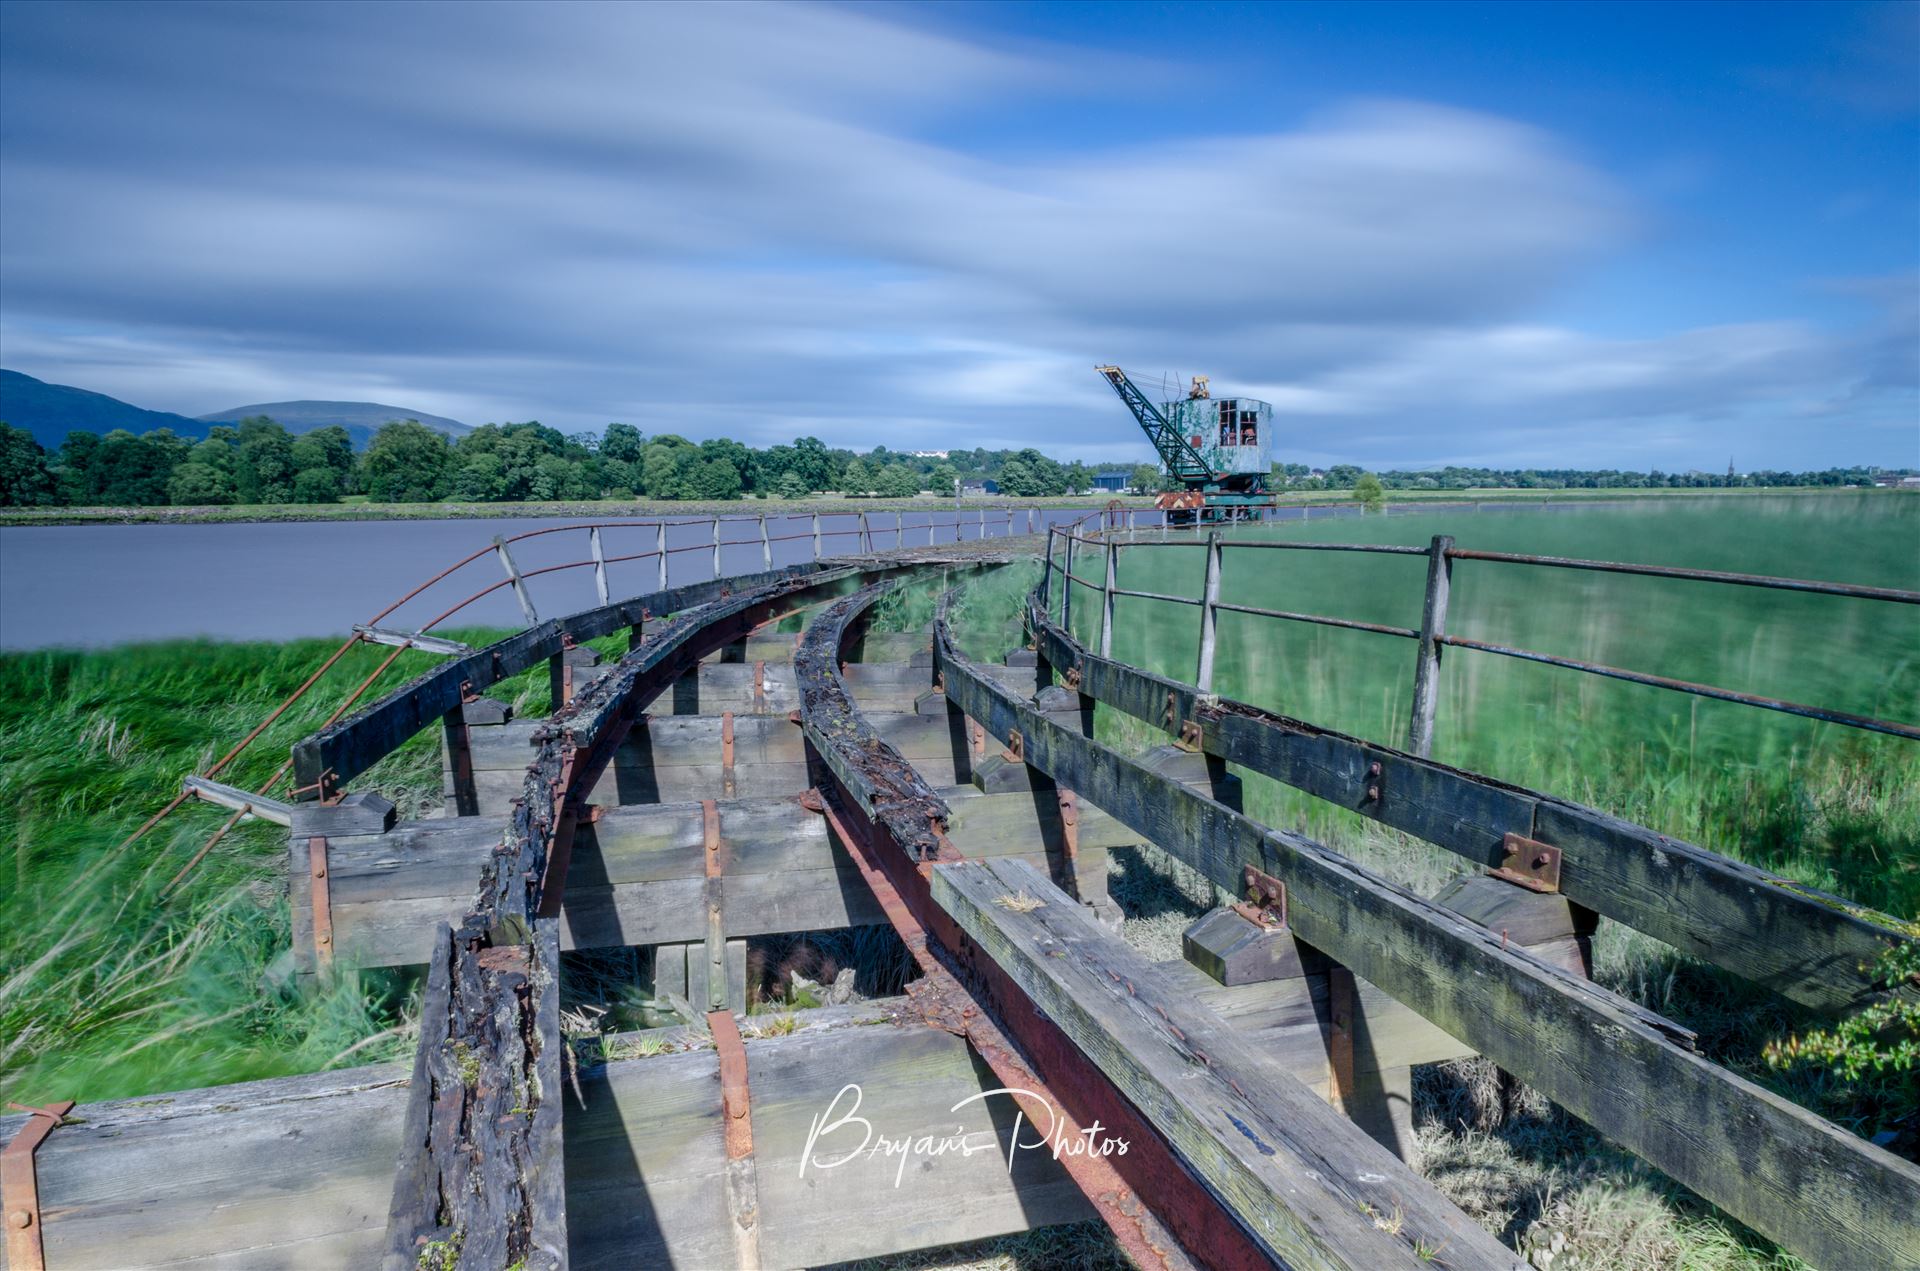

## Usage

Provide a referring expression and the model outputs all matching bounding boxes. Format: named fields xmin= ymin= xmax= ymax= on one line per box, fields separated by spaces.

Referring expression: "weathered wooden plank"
xmin=0 ymin=1014 xmax=1091 ymax=1270
xmin=351 ymin=623 xmax=476 ymax=656
xmin=663 ymin=659 xmax=1033 ymax=715
xmin=1027 ymin=595 xmax=1917 ymax=1013
xmin=288 ymin=790 xmax=1122 ymax=971
xmin=181 ymin=775 xmax=293 ymax=826
xmin=932 ymin=856 xmax=1519 ymax=1271
xmin=953 ymin=607 xmax=1920 ymax=1271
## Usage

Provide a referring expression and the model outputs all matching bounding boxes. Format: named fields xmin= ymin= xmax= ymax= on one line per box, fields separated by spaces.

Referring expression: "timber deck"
xmin=3 ymin=542 xmax=1915 ymax=1271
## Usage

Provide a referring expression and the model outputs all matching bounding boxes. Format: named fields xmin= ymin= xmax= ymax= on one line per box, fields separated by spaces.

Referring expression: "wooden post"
xmin=896 ymin=511 xmax=904 ymax=550
xmin=1041 ymin=525 xmax=1056 ymax=618
xmin=1406 ymin=534 xmax=1454 ymax=758
xmin=1099 ymin=536 xmax=1118 ymax=658
xmin=1027 ymin=507 xmax=1036 ymax=535
xmin=711 ymin=517 xmax=723 ymax=581
xmin=589 ymin=526 xmax=610 ymax=607
xmin=443 ymin=708 xmax=479 ymax=817
xmin=1061 ymin=531 xmax=1076 ymax=633
xmin=492 ymin=536 xmax=539 ymax=626
xmin=811 ymin=513 xmax=822 ymax=561
xmin=759 ymin=515 xmax=773 ymax=571
xmin=859 ymin=510 xmax=872 ymax=553
xmin=656 ymin=521 xmax=668 ymax=593
xmin=1195 ymin=531 xmax=1222 ymax=695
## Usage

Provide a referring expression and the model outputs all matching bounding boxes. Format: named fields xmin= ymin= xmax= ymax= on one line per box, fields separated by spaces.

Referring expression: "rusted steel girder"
xmin=794 ymin=583 xmax=1268 ymax=1271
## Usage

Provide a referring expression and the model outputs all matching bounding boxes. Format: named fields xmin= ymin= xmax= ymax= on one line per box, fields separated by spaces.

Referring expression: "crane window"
xmin=1239 ymin=410 xmax=1258 ymax=446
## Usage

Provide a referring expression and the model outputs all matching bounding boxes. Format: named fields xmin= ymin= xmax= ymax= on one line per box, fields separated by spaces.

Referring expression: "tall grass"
xmin=0 ymin=628 xmax=585 ymax=1104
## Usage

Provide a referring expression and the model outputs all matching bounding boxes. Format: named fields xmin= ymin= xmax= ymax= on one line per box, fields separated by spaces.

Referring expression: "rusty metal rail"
xmin=1045 ymin=525 xmax=1920 ymax=748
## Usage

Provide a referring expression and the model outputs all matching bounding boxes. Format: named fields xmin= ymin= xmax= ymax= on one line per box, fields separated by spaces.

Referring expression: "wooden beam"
xmin=951 ymin=605 xmax=1920 ymax=1271
xmin=350 ymin=624 xmax=475 ymax=656
xmin=932 ymin=856 xmax=1518 ymax=1271
xmin=287 ymin=788 xmax=1125 ymax=972
xmin=181 ymin=775 xmax=292 ymax=826
xmin=1026 ymin=594 xmax=1916 ymax=1013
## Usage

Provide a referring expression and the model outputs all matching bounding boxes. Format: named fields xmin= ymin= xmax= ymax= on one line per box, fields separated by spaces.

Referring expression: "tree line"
xmin=0 ymin=416 xmax=1905 ymax=508
xmin=0 ymin=417 xmax=1154 ymax=508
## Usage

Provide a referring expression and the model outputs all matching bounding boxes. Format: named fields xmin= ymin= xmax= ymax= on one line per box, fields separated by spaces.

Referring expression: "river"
xmin=0 ymin=508 xmax=1112 ymax=649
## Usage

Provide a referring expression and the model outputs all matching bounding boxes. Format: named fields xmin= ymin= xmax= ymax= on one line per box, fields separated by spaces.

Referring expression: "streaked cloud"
xmin=0 ymin=0 xmax=1911 ymax=469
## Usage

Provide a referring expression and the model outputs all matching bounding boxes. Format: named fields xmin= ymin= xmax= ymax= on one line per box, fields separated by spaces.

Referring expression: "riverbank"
xmin=0 ymin=484 xmax=1885 ymax=526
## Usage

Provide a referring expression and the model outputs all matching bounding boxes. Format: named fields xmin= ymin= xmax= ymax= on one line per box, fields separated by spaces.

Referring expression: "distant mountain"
xmin=196 ymin=400 xmax=471 ymax=447
xmin=0 ymin=369 xmax=210 ymax=450
xmin=0 ymin=371 xmax=476 ymax=451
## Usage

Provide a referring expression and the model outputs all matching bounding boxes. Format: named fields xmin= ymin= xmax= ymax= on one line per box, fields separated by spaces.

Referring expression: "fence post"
xmin=588 ymin=526 xmax=610 ymax=607
xmin=1195 ymin=531 xmax=1222 ymax=694
xmin=1061 ymin=531 xmax=1076 ymax=633
xmin=1099 ymin=536 xmax=1118 ymax=658
xmin=859 ymin=510 xmax=872 ymax=553
xmin=759 ymin=515 xmax=772 ymax=571
xmin=655 ymin=522 xmax=668 ymax=593
xmin=492 ymin=536 xmax=539 ymax=626
xmin=896 ymin=511 xmax=904 ymax=550
xmin=812 ymin=512 xmax=822 ymax=561
xmin=1041 ymin=525 xmax=1056 ymax=617
xmin=1406 ymin=534 xmax=1454 ymax=757
xmin=711 ymin=517 xmax=723 ymax=581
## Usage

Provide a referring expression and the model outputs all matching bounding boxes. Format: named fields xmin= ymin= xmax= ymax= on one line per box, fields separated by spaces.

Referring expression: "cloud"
xmin=0 ymin=0 xmax=1911 ymax=469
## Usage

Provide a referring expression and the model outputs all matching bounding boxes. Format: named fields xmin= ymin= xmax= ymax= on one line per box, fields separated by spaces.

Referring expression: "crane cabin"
xmin=1095 ymin=365 xmax=1276 ymax=523
xmin=1161 ymin=378 xmax=1271 ymax=480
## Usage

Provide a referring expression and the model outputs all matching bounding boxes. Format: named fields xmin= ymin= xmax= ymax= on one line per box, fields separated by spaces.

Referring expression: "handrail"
xmin=137 ymin=503 xmax=1058 ymax=869
xmin=1041 ymin=523 xmax=1919 ymax=749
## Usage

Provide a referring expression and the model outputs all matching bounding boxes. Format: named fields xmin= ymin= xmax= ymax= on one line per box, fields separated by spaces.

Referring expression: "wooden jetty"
xmin=4 ymin=523 xmax=1917 ymax=1271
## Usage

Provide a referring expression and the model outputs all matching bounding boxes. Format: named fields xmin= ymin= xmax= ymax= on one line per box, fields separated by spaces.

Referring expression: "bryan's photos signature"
xmin=799 ymin=1082 xmax=1130 ymax=1187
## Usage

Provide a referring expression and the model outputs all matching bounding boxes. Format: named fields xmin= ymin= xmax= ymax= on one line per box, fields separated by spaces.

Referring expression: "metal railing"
xmin=1042 ymin=524 xmax=1920 ymax=749
xmin=134 ymin=504 xmax=1060 ymax=887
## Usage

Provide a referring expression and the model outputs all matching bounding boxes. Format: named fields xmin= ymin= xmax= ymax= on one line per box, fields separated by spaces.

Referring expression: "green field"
xmin=0 ymin=495 xmax=1913 ymax=1269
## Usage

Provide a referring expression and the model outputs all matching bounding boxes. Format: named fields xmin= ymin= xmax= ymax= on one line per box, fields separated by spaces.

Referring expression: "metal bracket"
xmin=3 ymin=1099 xmax=75 ymax=1271
xmin=752 ymin=660 xmax=767 ymax=713
xmin=721 ymin=711 xmax=737 ymax=798
xmin=1491 ymin=833 xmax=1562 ymax=893
xmin=308 ymin=836 xmax=334 ymax=967
xmin=1002 ymin=728 xmax=1024 ymax=762
xmin=1057 ymin=789 xmax=1079 ymax=861
xmin=1177 ymin=718 xmax=1202 ymax=752
xmin=1231 ymin=865 xmax=1288 ymax=929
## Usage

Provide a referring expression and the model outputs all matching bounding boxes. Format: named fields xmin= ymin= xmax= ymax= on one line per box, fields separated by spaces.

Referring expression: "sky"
xmin=0 ymin=0 xmax=1915 ymax=470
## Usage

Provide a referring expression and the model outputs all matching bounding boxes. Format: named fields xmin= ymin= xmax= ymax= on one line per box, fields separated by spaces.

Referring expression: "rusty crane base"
xmin=5 ymin=548 xmax=1918 ymax=1271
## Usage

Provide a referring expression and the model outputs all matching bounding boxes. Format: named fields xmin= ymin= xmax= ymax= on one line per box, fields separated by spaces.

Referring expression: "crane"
xmin=1095 ymin=364 xmax=1274 ymax=524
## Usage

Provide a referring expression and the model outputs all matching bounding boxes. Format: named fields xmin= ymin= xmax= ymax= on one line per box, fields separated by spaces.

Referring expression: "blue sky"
xmin=1 ymin=0 xmax=1914 ymax=469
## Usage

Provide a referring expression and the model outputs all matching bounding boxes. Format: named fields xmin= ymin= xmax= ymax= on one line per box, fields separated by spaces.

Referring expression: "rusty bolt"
xmin=1368 ymin=761 xmax=1382 ymax=778
xmin=318 ymin=932 xmax=332 ymax=945
xmin=1532 ymin=854 xmax=1551 ymax=870
xmin=9 ymin=1210 xmax=32 ymax=1229
xmin=1364 ymin=786 xmax=1380 ymax=802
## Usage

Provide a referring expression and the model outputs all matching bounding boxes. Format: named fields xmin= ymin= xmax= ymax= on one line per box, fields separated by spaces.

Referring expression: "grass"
xmin=0 ymin=485 xmax=1871 ymax=527
xmin=0 ymin=623 xmax=591 ymax=1104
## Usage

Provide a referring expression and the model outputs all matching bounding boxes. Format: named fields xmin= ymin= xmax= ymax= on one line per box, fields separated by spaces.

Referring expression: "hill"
xmin=196 ymin=400 xmax=471 ymax=447
xmin=0 ymin=369 xmax=211 ymax=449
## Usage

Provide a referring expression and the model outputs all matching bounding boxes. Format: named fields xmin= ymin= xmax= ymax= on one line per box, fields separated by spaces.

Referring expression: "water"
xmin=0 ymin=507 xmax=1090 ymax=649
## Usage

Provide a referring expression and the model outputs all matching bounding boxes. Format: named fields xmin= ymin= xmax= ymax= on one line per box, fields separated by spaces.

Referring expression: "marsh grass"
xmin=0 ymin=625 xmax=572 ymax=1104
